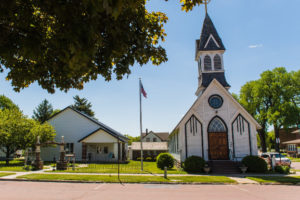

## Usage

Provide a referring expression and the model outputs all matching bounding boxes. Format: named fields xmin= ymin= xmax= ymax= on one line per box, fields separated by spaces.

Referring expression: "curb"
xmin=0 ymin=178 xmax=239 ymax=185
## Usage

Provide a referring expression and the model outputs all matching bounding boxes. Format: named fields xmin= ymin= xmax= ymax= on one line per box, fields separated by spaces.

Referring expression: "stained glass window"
xmin=208 ymin=95 xmax=223 ymax=109
xmin=208 ymin=117 xmax=226 ymax=132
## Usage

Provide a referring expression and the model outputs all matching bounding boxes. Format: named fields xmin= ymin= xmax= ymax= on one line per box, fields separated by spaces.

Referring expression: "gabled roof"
xmin=171 ymin=79 xmax=261 ymax=133
xmin=141 ymin=131 xmax=169 ymax=141
xmin=48 ymin=106 xmax=128 ymax=142
xmin=198 ymin=14 xmax=225 ymax=51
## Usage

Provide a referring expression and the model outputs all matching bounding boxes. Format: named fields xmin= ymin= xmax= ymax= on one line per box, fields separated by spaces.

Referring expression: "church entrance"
xmin=208 ymin=117 xmax=229 ymax=160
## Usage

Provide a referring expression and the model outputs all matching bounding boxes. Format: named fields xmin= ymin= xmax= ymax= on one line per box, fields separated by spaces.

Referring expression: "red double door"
xmin=209 ymin=132 xmax=229 ymax=160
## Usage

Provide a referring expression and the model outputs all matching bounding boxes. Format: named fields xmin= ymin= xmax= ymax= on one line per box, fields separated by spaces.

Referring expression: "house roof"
xmin=131 ymin=142 xmax=168 ymax=151
xmin=292 ymin=129 xmax=300 ymax=134
xmin=282 ymin=139 xmax=300 ymax=145
xmin=141 ymin=131 xmax=169 ymax=141
xmin=48 ymin=106 xmax=128 ymax=142
xmin=197 ymin=14 xmax=225 ymax=51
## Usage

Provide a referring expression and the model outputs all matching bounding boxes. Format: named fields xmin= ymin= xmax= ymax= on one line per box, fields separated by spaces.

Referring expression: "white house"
xmin=41 ymin=106 xmax=128 ymax=162
xmin=169 ymin=13 xmax=261 ymax=165
xmin=141 ymin=130 xmax=169 ymax=142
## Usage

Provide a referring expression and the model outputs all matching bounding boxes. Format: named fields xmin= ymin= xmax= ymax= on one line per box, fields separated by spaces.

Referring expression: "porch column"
xmin=120 ymin=143 xmax=123 ymax=161
xmin=82 ymin=142 xmax=87 ymax=161
xmin=113 ymin=142 xmax=118 ymax=160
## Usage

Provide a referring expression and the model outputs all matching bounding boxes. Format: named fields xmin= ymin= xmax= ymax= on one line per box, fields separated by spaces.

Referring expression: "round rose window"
xmin=208 ymin=95 xmax=223 ymax=109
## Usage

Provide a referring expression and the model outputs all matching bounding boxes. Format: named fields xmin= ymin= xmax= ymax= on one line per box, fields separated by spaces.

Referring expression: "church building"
xmin=169 ymin=13 xmax=261 ymax=165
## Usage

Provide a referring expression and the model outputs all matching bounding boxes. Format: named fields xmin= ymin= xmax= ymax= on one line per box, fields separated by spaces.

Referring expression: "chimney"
xmin=146 ymin=128 xmax=148 ymax=135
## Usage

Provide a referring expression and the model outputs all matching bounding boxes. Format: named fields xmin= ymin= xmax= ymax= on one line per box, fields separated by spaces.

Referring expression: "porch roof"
xmin=131 ymin=142 xmax=168 ymax=151
xmin=282 ymin=139 xmax=300 ymax=145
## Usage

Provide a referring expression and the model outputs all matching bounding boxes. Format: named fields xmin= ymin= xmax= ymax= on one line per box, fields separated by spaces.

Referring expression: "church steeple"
xmin=195 ymin=13 xmax=230 ymax=97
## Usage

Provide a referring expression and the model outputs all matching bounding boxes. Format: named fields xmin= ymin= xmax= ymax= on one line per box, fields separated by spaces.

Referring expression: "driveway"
xmin=291 ymin=162 xmax=300 ymax=170
xmin=0 ymin=181 xmax=300 ymax=200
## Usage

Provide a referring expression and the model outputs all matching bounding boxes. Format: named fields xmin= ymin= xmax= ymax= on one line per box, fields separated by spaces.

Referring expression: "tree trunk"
xmin=5 ymin=146 xmax=10 ymax=165
xmin=274 ymin=125 xmax=280 ymax=152
xmin=258 ymin=129 xmax=267 ymax=152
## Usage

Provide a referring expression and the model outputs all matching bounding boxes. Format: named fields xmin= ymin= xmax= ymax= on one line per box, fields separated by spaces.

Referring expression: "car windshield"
xmin=272 ymin=154 xmax=286 ymax=158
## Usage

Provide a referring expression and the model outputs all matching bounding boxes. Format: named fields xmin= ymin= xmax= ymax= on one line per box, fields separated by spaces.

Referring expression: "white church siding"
xmin=169 ymin=80 xmax=260 ymax=163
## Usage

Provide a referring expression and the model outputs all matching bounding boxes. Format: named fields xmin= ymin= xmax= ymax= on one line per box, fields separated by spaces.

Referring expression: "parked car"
xmin=260 ymin=152 xmax=291 ymax=167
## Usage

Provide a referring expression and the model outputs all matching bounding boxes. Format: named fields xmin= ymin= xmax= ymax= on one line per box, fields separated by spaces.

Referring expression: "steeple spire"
xmin=204 ymin=0 xmax=211 ymax=14
xmin=194 ymin=11 xmax=230 ymax=97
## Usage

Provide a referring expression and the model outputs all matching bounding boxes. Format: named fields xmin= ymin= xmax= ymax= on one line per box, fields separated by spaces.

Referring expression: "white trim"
xmin=204 ymin=34 xmax=220 ymax=49
xmin=171 ymin=79 xmax=261 ymax=133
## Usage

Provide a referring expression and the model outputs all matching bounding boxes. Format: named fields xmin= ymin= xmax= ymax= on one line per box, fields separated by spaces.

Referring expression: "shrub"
xmin=275 ymin=165 xmax=290 ymax=174
xmin=156 ymin=153 xmax=174 ymax=170
xmin=136 ymin=157 xmax=141 ymax=161
xmin=184 ymin=156 xmax=205 ymax=173
xmin=145 ymin=157 xmax=153 ymax=162
xmin=242 ymin=155 xmax=268 ymax=173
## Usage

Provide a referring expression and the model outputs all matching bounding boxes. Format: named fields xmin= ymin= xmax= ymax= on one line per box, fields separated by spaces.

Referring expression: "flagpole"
xmin=139 ymin=78 xmax=144 ymax=171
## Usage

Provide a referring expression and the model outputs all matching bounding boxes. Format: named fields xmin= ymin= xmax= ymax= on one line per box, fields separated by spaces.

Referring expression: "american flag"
xmin=140 ymin=82 xmax=147 ymax=98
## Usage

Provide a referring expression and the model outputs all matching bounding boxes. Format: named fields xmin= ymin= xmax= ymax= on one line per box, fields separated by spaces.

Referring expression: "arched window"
xmin=208 ymin=117 xmax=226 ymax=132
xmin=214 ymin=54 xmax=222 ymax=70
xmin=204 ymin=55 xmax=212 ymax=71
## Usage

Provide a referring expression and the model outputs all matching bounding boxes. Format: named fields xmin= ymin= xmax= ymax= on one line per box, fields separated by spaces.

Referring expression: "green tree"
xmin=260 ymin=68 xmax=300 ymax=151
xmin=32 ymin=99 xmax=54 ymax=123
xmin=239 ymin=81 xmax=269 ymax=152
xmin=0 ymin=95 xmax=19 ymax=110
xmin=0 ymin=108 xmax=55 ymax=165
xmin=238 ymin=67 xmax=300 ymax=152
xmin=124 ymin=134 xmax=140 ymax=145
xmin=0 ymin=0 xmax=206 ymax=93
xmin=71 ymin=95 xmax=95 ymax=117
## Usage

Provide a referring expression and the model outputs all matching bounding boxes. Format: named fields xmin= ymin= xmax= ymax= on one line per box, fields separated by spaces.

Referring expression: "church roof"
xmin=201 ymin=72 xmax=230 ymax=88
xmin=197 ymin=14 xmax=225 ymax=51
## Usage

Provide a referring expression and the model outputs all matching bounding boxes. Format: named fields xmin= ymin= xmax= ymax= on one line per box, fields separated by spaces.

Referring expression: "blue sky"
xmin=1 ymin=0 xmax=300 ymax=136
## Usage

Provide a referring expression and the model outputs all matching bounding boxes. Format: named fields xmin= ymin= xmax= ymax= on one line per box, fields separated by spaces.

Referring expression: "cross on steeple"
xmin=203 ymin=0 xmax=211 ymax=14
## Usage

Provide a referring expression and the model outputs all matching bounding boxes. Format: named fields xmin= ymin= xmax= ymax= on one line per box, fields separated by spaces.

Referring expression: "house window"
xmin=288 ymin=144 xmax=296 ymax=151
xmin=204 ymin=55 xmax=212 ymax=71
xmin=64 ymin=143 xmax=74 ymax=154
xmin=214 ymin=54 xmax=222 ymax=70
xmin=103 ymin=146 xmax=108 ymax=154
xmin=146 ymin=138 xmax=150 ymax=142
xmin=153 ymin=138 xmax=157 ymax=142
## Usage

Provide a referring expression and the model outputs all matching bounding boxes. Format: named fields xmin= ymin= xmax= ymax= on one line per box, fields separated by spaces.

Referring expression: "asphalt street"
xmin=0 ymin=181 xmax=299 ymax=200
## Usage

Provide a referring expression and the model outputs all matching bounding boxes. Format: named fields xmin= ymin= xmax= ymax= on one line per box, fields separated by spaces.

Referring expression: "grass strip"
xmin=18 ymin=174 xmax=236 ymax=184
xmin=0 ymin=172 xmax=15 ymax=177
xmin=49 ymin=161 xmax=187 ymax=174
xmin=247 ymin=176 xmax=300 ymax=185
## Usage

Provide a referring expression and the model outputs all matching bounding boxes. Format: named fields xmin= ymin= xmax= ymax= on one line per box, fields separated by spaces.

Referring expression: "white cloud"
xmin=248 ymin=44 xmax=263 ymax=48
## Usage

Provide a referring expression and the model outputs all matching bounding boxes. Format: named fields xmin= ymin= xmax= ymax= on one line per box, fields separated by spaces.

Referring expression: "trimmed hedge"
xmin=184 ymin=156 xmax=205 ymax=173
xmin=156 ymin=153 xmax=174 ymax=170
xmin=275 ymin=165 xmax=290 ymax=174
xmin=242 ymin=155 xmax=268 ymax=173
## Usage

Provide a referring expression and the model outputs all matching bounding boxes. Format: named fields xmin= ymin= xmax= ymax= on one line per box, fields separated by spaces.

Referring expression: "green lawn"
xmin=0 ymin=172 xmax=15 ymax=177
xmin=51 ymin=161 xmax=187 ymax=174
xmin=247 ymin=176 xmax=300 ymax=185
xmin=0 ymin=160 xmax=28 ymax=172
xmin=18 ymin=174 xmax=236 ymax=184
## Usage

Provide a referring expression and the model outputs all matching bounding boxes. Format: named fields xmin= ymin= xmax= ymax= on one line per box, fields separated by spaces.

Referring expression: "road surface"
xmin=0 ymin=181 xmax=299 ymax=200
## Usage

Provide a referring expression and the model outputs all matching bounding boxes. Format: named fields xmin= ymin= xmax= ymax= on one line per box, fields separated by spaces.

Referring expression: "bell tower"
xmin=195 ymin=13 xmax=230 ymax=97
